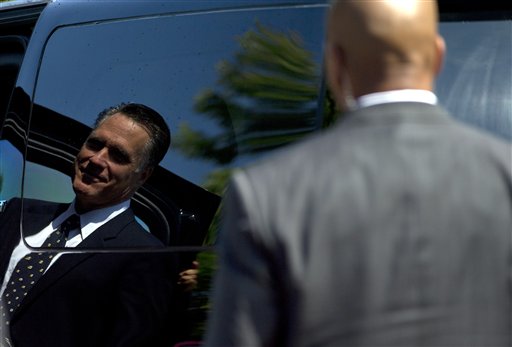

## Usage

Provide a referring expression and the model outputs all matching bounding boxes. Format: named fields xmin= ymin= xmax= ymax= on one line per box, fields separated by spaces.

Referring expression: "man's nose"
xmin=89 ymin=148 xmax=109 ymax=166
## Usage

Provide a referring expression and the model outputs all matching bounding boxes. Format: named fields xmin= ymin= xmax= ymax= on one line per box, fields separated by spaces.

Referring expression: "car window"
xmin=0 ymin=140 xmax=23 ymax=201
xmin=438 ymin=19 xmax=512 ymax=141
xmin=22 ymin=5 xmax=328 ymax=246
xmin=33 ymin=6 xmax=327 ymax=180
xmin=1 ymin=2 xmax=510 ymax=345
xmin=8 ymin=6 xmax=328 ymax=342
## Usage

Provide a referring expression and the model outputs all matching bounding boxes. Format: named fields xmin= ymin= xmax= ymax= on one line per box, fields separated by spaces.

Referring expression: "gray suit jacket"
xmin=205 ymin=103 xmax=512 ymax=347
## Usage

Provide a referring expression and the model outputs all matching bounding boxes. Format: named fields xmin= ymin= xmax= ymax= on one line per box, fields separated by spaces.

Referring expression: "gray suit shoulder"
xmin=232 ymin=107 xmax=512 ymax=236
xmin=449 ymin=118 xmax=512 ymax=175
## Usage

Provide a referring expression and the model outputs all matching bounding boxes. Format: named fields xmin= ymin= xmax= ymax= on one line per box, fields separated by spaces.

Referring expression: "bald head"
xmin=325 ymin=0 xmax=445 ymax=109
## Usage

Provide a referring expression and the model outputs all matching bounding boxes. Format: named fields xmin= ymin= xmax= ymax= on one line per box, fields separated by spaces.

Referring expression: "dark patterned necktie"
xmin=0 ymin=214 xmax=80 ymax=330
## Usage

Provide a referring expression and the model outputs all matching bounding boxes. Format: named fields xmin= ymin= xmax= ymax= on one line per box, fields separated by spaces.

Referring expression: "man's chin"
xmin=72 ymin=179 xmax=97 ymax=197
xmin=72 ymin=188 xmax=103 ymax=212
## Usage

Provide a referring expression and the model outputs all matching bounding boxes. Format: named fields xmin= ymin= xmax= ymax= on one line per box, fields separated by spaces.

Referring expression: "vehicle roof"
xmin=1 ymin=0 xmax=510 ymax=13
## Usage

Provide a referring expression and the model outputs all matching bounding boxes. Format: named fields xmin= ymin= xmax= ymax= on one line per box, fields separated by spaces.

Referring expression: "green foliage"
xmin=187 ymin=250 xmax=218 ymax=339
xmin=323 ymin=88 xmax=342 ymax=128
xmin=219 ymin=23 xmax=318 ymax=107
xmin=178 ymin=23 xmax=342 ymax=339
xmin=175 ymin=22 xmax=324 ymax=167
xmin=201 ymin=168 xmax=234 ymax=245
xmin=175 ymin=122 xmax=237 ymax=165
xmin=176 ymin=21 xmax=343 ymax=249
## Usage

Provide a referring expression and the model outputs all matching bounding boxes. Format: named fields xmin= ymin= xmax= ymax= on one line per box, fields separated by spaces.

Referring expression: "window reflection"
xmin=23 ymin=162 xmax=74 ymax=202
xmin=24 ymin=9 xmax=328 ymax=340
xmin=28 ymin=6 xmax=328 ymax=247
xmin=0 ymin=140 xmax=23 ymax=201
xmin=33 ymin=6 xmax=327 ymax=187
xmin=438 ymin=21 xmax=512 ymax=141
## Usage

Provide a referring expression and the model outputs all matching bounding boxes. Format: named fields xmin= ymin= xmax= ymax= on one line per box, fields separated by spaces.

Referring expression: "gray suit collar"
xmin=342 ymin=102 xmax=453 ymax=127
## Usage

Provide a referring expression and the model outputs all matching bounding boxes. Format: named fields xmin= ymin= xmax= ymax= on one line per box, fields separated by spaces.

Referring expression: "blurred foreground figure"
xmin=205 ymin=1 xmax=512 ymax=346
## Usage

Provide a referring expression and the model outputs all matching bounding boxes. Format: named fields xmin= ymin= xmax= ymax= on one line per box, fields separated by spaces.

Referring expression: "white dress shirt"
xmin=0 ymin=200 xmax=129 ymax=297
xmin=356 ymin=89 xmax=438 ymax=108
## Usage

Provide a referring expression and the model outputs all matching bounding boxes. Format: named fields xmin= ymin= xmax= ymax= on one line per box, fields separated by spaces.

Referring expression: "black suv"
xmin=0 ymin=0 xmax=510 ymax=344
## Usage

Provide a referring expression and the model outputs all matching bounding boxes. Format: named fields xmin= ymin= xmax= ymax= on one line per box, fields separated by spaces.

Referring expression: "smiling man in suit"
xmin=0 ymin=103 xmax=177 ymax=347
xmin=205 ymin=1 xmax=512 ymax=346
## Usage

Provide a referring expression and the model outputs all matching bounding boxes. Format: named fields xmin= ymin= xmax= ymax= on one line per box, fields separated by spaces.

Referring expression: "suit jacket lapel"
xmin=22 ymin=205 xmax=66 ymax=238
xmin=77 ymin=208 xmax=135 ymax=248
xmin=0 ymin=199 xmax=23 ymax=280
xmin=0 ymin=199 xmax=65 ymax=283
xmin=12 ymin=209 xmax=134 ymax=319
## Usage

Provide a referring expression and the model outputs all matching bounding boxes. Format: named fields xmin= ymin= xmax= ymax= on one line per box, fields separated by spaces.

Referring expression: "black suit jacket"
xmin=0 ymin=198 xmax=177 ymax=347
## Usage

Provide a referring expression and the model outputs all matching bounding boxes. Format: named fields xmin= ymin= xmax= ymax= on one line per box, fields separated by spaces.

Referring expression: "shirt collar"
xmin=54 ymin=200 xmax=130 ymax=241
xmin=356 ymin=89 xmax=437 ymax=109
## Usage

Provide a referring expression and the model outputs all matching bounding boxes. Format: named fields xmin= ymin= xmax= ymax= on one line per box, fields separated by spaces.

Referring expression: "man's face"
xmin=72 ymin=113 xmax=152 ymax=212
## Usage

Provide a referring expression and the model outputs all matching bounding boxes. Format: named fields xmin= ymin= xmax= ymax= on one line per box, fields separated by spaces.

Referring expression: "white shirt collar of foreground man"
xmin=357 ymin=89 xmax=438 ymax=109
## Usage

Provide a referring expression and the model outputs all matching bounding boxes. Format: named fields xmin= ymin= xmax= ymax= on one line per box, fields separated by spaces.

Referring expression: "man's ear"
xmin=138 ymin=166 xmax=154 ymax=186
xmin=325 ymin=43 xmax=354 ymax=112
xmin=325 ymin=43 xmax=344 ymax=101
xmin=434 ymin=35 xmax=446 ymax=76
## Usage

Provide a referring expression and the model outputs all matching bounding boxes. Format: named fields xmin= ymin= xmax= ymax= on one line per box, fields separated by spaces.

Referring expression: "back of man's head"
xmin=325 ymin=0 xmax=445 ymax=108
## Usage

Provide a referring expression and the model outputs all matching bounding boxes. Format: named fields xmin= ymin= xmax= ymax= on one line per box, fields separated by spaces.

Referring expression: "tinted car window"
xmin=24 ymin=5 xmax=328 ymax=245
xmin=438 ymin=20 xmax=512 ymax=141
xmin=32 ymin=6 xmax=326 ymax=184
xmin=0 ymin=140 xmax=23 ymax=200
xmin=0 ymin=4 xmax=328 ymax=342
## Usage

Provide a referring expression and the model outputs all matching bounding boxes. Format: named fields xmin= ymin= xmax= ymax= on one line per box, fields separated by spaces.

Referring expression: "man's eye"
xmin=110 ymin=149 xmax=130 ymax=164
xmin=85 ymin=139 xmax=103 ymax=151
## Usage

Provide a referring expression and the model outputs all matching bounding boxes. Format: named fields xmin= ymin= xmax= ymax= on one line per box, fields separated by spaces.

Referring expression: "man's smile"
xmin=80 ymin=168 xmax=106 ymax=183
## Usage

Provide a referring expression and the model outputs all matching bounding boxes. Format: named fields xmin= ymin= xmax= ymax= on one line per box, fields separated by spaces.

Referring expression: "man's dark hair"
xmin=95 ymin=103 xmax=171 ymax=169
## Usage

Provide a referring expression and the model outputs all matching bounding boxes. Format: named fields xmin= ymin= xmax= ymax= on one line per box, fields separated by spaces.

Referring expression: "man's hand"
xmin=177 ymin=261 xmax=199 ymax=292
